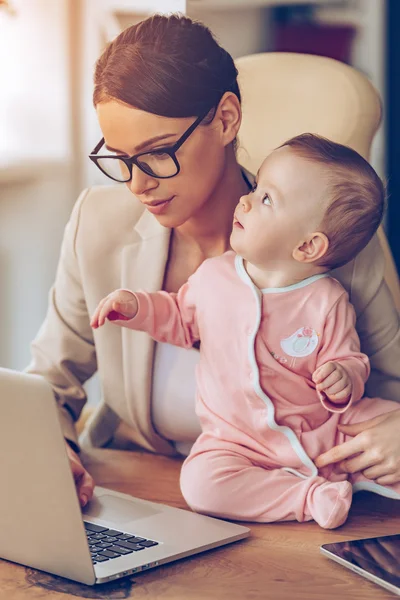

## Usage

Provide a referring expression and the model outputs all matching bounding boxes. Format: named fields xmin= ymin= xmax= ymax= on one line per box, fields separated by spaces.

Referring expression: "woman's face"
xmin=96 ymin=95 xmax=239 ymax=228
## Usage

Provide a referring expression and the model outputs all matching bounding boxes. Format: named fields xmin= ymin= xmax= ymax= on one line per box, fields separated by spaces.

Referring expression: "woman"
xmin=27 ymin=14 xmax=400 ymax=508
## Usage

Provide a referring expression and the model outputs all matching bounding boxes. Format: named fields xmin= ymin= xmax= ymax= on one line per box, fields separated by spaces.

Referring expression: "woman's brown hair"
xmin=93 ymin=13 xmax=241 ymax=119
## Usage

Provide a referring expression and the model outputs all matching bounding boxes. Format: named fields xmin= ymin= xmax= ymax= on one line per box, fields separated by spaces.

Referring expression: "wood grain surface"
xmin=1 ymin=448 xmax=398 ymax=600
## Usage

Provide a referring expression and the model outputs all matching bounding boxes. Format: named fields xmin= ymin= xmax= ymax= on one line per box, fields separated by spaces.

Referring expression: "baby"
xmin=91 ymin=134 xmax=400 ymax=529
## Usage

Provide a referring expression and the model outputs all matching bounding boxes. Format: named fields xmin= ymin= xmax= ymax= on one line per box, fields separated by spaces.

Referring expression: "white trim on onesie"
xmin=235 ymin=254 xmax=319 ymax=480
xmin=235 ymin=254 xmax=400 ymax=500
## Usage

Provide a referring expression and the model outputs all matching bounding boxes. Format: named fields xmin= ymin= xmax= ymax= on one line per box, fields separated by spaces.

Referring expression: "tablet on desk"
xmin=321 ymin=534 xmax=400 ymax=596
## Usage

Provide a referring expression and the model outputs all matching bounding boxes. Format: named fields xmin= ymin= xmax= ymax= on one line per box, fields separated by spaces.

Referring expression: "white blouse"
xmin=151 ymin=342 xmax=202 ymax=456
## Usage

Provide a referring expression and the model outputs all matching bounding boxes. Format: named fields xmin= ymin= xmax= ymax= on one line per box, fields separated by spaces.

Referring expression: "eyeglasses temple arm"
xmin=91 ymin=137 xmax=105 ymax=155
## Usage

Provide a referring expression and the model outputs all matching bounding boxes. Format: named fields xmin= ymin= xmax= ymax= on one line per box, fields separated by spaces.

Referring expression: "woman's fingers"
xmin=362 ymin=463 xmax=396 ymax=481
xmin=317 ymin=410 xmax=400 ymax=484
xmin=315 ymin=435 xmax=364 ymax=468
xmin=338 ymin=451 xmax=379 ymax=474
xmin=375 ymin=473 xmax=400 ymax=486
xmin=76 ymin=468 xmax=95 ymax=507
xmin=65 ymin=442 xmax=95 ymax=507
xmin=337 ymin=413 xmax=389 ymax=436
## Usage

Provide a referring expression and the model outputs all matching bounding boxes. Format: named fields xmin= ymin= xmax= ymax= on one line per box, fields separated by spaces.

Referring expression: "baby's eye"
xmin=262 ymin=194 xmax=271 ymax=206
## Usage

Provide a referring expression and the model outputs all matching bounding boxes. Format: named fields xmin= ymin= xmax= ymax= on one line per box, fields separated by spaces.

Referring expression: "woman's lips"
xmin=144 ymin=196 xmax=174 ymax=215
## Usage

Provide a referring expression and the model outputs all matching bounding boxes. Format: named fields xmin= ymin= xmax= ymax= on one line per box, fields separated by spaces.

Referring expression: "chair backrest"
xmin=236 ymin=52 xmax=400 ymax=311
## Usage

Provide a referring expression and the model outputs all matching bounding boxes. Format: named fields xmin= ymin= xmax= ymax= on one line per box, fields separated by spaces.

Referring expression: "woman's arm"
xmin=26 ymin=189 xmax=97 ymax=450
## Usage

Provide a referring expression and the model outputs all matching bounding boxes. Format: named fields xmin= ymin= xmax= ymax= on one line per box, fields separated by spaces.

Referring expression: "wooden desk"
xmin=1 ymin=448 xmax=399 ymax=600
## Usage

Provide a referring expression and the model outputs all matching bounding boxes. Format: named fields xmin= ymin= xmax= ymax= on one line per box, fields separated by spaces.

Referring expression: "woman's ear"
xmin=214 ymin=91 xmax=242 ymax=147
xmin=292 ymin=232 xmax=329 ymax=264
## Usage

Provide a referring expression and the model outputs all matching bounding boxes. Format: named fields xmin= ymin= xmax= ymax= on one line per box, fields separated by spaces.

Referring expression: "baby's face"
xmin=231 ymin=146 xmax=328 ymax=268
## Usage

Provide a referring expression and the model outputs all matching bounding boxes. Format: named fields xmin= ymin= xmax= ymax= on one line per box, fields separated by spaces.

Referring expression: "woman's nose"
xmin=128 ymin=165 xmax=158 ymax=196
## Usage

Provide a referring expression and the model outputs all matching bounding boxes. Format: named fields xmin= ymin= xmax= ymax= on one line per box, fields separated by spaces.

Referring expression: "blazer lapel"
xmin=120 ymin=210 xmax=175 ymax=453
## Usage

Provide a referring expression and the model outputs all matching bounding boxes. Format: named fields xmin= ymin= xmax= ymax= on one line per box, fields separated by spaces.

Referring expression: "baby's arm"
xmin=312 ymin=292 xmax=370 ymax=413
xmin=91 ymin=281 xmax=200 ymax=350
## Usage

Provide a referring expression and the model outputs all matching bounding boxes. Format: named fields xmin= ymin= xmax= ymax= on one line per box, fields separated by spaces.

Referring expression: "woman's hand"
xmin=312 ymin=361 xmax=352 ymax=404
xmin=91 ymin=290 xmax=138 ymax=328
xmin=65 ymin=442 xmax=95 ymax=507
xmin=315 ymin=409 xmax=400 ymax=485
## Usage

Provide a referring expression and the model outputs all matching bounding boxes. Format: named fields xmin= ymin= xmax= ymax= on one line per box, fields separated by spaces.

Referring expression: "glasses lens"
xmin=97 ymin=157 xmax=131 ymax=182
xmin=137 ymin=152 xmax=178 ymax=178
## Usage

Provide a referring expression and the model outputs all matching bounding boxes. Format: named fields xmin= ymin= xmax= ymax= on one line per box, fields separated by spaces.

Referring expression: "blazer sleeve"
xmin=113 ymin=280 xmax=200 ymax=349
xmin=26 ymin=189 xmax=97 ymax=449
xmin=333 ymin=233 xmax=400 ymax=403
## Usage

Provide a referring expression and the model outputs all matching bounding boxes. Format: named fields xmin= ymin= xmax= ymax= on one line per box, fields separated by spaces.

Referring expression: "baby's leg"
xmin=180 ymin=449 xmax=352 ymax=528
xmin=341 ymin=396 xmax=400 ymax=500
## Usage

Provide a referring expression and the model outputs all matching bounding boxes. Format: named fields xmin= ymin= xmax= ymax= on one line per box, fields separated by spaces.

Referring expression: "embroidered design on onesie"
xmin=270 ymin=351 xmax=288 ymax=364
xmin=280 ymin=326 xmax=319 ymax=358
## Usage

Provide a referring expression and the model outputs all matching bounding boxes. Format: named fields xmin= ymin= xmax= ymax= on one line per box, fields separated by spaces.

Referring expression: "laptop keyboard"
xmin=84 ymin=521 xmax=159 ymax=565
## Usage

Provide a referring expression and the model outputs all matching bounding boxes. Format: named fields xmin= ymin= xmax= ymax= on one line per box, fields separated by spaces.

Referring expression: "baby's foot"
xmin=308 ymin=479 xmax=352 ymax=529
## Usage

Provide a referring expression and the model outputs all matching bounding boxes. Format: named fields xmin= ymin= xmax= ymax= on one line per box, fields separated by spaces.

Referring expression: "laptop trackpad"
xmin=83 ymin=493 xmax=161 ymax=526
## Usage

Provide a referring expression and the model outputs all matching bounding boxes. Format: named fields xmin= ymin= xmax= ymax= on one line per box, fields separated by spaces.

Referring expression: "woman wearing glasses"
xmin=27 ymin=14 xmax=400 ymax=507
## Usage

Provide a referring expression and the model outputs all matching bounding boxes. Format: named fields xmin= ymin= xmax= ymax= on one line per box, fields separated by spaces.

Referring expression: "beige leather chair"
xmin=236 ymin=52 xmax=400 ymax=312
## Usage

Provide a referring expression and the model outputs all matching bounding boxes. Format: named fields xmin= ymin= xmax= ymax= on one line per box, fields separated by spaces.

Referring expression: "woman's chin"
xmin=153 ymin=211 xmax=191 ymax=229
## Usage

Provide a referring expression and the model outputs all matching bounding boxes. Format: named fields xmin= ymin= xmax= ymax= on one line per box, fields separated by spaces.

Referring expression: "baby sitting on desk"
xmin=91 ymin=134 xmax=400 ymax=529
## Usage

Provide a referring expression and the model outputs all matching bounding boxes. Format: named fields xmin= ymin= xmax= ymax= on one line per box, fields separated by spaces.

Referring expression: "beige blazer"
xmin=27 ymin=182 xmax=400 ymax=454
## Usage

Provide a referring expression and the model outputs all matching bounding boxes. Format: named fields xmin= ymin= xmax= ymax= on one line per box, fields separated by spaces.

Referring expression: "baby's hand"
xmin=90 ymin=290 xmax=138 ymax=329
xmin=312 ymin=361 xmax=352 ymax=404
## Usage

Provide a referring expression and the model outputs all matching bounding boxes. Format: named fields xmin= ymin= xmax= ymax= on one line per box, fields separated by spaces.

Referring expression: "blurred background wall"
xmin=0 ymin=0 xmax=74 ymax=368
xmin=0 ymin=0 xmax=395 ymax=382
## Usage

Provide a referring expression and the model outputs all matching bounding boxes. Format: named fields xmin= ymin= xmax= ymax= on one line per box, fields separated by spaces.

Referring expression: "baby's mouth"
xmin=233 ymin=216 xmax=244 ymax=229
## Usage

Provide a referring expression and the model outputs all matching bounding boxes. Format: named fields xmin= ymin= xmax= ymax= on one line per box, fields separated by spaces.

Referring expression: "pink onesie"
xmin=114 ymin=251 xmax=400 ymax=528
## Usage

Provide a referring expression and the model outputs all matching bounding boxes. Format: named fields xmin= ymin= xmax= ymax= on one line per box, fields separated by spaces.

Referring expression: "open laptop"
xmin=0 ymin=368 xmax=249 ymax=585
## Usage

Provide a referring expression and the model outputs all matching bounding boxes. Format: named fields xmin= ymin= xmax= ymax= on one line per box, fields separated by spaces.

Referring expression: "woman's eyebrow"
xmin=105 ymin=133 xmax=177 ymax=155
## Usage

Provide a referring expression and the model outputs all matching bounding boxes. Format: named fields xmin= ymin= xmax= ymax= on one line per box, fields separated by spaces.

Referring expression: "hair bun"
xmin=94 ymin=13 xmax=241 ymax=118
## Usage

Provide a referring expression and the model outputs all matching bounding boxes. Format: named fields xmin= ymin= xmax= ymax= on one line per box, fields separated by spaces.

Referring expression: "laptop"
xmin=0 ymin=368 xmax=250 ymax=585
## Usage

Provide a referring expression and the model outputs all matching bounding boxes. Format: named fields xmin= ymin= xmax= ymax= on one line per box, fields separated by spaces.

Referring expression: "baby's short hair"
xmin=280 ymin=133 xmax=385 ymax=270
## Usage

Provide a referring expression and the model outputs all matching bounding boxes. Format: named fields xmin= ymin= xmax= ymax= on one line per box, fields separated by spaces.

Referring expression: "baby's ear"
xmin=292 ymin=232 xmax=329 ymax=263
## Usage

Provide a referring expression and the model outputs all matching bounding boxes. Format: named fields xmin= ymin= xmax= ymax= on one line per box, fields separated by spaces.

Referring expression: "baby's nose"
xmin=240 ymin=194 xmax=251 ymax=212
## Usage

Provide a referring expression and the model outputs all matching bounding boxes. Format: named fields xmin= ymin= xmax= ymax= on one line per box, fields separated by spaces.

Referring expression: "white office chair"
xmin=236 ymin=52 xmax=400 ymax=312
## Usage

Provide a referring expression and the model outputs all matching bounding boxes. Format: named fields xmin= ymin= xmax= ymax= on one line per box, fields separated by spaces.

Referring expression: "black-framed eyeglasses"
xmin=89 ymin=109 xmax=210 ymax=182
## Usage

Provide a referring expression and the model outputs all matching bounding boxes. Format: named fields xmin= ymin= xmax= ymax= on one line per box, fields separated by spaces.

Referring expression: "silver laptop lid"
xmin=0 ymin=368 xmax=95 ymax=585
